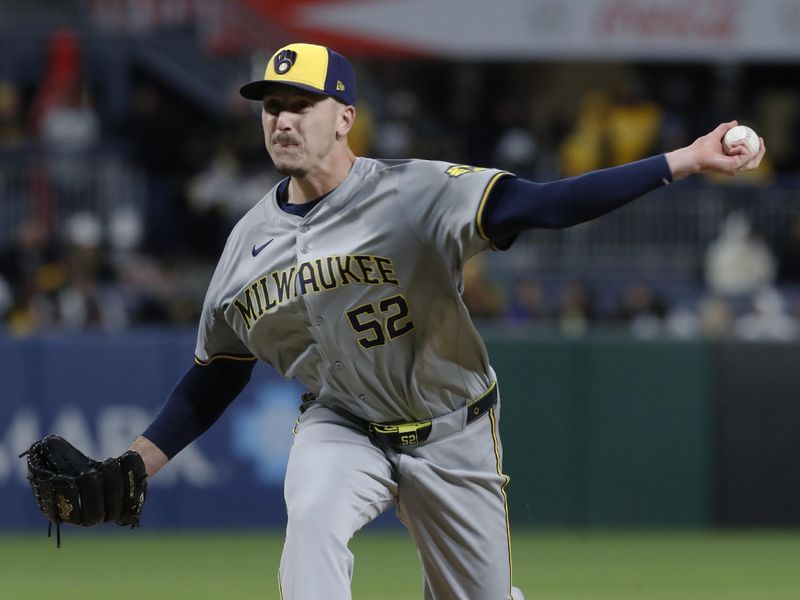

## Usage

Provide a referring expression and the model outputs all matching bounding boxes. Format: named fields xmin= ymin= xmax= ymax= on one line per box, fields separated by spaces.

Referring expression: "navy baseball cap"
xmin=239 ymin=43 xmax=356 ymax=105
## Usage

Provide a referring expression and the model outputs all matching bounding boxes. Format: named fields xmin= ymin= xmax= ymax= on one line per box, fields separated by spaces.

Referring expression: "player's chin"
xmin=274 ymin=160 xmax=309 ymax=178
xmin=270 ymin=153 xmax=308 ymax=177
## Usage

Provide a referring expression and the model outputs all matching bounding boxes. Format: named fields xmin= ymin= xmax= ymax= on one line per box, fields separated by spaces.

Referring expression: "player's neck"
xmin=287 ymin=150 xmax=356 ymax=204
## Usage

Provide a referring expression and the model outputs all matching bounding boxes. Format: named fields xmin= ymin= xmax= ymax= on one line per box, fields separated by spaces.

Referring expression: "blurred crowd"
xmin=464 ymin=231 xmax=800 ymax=341
xmin=1 ymin=29 xmax=800 ymax=339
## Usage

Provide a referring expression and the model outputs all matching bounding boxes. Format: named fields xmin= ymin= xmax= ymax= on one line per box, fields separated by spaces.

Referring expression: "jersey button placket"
xmin=297 ymin=223 xmax=310 ymax=256
xmin=298 ymin=223 xmax=310 ymax=256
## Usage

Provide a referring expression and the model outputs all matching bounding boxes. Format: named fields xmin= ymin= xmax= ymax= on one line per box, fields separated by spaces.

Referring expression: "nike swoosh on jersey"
xmin=252 ymin=239 xmax=274 ymax=256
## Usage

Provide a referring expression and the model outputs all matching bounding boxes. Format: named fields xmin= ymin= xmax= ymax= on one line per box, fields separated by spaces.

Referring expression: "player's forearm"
xmin=141 ymin=359 xmax=255 ymax=461
xmin=128 ymin=435 xmax=170 ymax=477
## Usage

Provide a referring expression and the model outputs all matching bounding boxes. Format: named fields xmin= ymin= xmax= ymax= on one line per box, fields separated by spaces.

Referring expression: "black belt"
xmin=320 ymin=384 xmax=498 ymax=448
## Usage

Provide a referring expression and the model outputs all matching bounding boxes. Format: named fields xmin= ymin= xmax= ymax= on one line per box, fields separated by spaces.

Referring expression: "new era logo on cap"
xmin=239 ymin=42 xmax=356 ymax=106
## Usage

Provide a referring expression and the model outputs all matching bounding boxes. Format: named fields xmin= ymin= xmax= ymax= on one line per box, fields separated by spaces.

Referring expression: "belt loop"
xmin=299 ymin=392 xmax=316 ymax=414
xmin=465 ymin=382 xmax=497 ymax=425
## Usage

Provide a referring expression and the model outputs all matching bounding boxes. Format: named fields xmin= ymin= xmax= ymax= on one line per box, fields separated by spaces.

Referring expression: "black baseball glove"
xmin=20 ymin=435 xmax=147 ymax=546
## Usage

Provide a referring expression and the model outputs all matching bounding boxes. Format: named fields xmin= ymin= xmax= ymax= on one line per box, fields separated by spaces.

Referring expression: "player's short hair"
xmin=239 ymin=42 xmax=356 ymax=106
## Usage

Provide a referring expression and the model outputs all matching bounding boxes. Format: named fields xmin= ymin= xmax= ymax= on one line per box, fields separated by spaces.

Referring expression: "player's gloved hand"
xmin=19 ymin=435 xmax=147 ymax=545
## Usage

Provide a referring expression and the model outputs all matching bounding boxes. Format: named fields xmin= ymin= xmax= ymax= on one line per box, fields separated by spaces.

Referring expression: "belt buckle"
xmin=370 ymin=421 xmax=431 ymax=447
xmin=395 ymin=423 xmax=425 ymax=447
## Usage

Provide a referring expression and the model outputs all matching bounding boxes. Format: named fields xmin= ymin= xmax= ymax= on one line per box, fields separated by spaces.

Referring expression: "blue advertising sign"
xmin=0 ymin=332 xmax=305 ymax=530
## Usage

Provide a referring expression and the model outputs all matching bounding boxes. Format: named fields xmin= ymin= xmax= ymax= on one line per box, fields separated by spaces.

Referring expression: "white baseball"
xmin=722 ymin=125 xmax=760 ymax=156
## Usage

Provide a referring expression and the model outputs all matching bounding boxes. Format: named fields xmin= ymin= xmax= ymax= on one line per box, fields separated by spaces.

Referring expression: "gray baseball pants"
xmin=278 ymin=398 xmax=515 ymax=599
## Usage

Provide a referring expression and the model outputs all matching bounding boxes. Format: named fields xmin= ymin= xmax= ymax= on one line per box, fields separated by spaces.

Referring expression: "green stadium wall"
xmin=3 ymin=333 xmax=799 ymax=531
xmin=487 ymin=335 xmax=715 ymax=528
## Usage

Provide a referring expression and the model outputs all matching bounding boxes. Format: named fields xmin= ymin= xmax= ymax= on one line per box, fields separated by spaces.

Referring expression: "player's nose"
xmin=274 ymin=110 xmax=295 ymax=131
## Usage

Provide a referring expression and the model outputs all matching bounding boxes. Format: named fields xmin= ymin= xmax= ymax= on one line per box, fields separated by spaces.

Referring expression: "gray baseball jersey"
xmin=195 ymin=156 xmax=508 ymax=423
xmin=197 ymin=156 xmax=522 ymax=599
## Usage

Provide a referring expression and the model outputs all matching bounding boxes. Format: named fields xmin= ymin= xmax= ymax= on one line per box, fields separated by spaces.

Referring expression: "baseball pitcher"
xmin=22 ymin=43 xmax=764 ymax=599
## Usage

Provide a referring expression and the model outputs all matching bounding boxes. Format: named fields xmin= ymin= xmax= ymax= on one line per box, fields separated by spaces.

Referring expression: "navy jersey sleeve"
xmin=143 ymin=359 xmax=255 ymax=459
xmin=482 ymin=155 xmax=672 ymax=243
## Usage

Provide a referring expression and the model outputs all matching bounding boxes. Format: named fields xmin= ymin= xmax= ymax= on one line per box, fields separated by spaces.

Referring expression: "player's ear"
xmin=335 ymin=105 xmax=356 ymax=141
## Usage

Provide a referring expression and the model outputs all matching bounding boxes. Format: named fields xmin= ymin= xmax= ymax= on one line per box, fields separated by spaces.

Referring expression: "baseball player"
xmin=123 ymin=43 xmax=764 ymax=599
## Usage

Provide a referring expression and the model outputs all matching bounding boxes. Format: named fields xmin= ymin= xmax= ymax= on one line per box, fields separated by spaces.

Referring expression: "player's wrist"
xmin=664 ymin=146 xmax=701 ymax=181
xmin=128 ymin=435 xmax=169 ymax=477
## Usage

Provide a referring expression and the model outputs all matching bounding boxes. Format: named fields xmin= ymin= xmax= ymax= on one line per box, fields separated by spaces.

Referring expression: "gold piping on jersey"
xmin=475 ymin=172 xmax=512 ymax=243
xmin=471 ymin=380 xmax=497 ymax=404
xmin=194 ymin=353 xmax=257 ymax=366
xmin=488 ymin=405 xmax=514 ymax=597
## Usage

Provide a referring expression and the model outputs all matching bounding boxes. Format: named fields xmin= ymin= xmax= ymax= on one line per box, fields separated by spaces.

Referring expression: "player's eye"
xmin=290 ymin=100 xmax=313 ymax=112
xmin=264 ymin=101 xmax=284 ymax=116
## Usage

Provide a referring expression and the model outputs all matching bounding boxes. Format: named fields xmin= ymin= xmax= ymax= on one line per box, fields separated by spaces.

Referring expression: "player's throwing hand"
xmin=666 ymin=120 xmax=766 ymax=180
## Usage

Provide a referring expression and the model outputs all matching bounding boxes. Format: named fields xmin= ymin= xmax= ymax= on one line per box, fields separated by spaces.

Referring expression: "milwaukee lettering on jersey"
xmin=233 ymin=254 xmax=400 ymax=329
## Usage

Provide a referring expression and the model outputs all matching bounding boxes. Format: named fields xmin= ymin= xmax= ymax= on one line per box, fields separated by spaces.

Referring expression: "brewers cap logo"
xmin=274 ymin=49 xmax=297 ymax=75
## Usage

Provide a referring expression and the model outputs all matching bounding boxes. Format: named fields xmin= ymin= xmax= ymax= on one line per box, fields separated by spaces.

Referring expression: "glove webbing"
xmin=19 ymin=448 xmax=63 ymax=548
